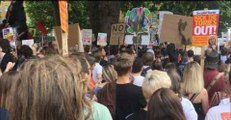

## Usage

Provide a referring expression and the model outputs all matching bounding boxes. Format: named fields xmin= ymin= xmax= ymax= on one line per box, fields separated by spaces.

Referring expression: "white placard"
xmin=97 ymin=33 xmax=107 ymax=46
xmin=22 ymin=39 xmax=34 ymax=48
xmin=124 ymin=35 xmax=133 ymax=45
xmin=141 ymin=34 xmax=150 ymax=45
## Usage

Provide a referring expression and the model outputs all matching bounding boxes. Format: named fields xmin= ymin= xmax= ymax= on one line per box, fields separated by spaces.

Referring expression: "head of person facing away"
xmin=102 ymin=64 xmax=117 ymax=83
xmin=142 ymin=70 xmax=172 ymax=102
xmin=113 ymin=53 xmax=134 ymax=78
xmin=132 ymin=58 xmax=143 ymax=74
xmin=5 ymin=55 xmax=91 ymax=120
xmin=147 ymin=88 xmax=186 ymax=120
xmin=182 ymin=61 xmax=204 ymax=95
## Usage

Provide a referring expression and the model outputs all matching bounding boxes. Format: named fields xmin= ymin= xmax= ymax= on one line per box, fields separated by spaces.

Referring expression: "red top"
xmin=204 ymin=69 xmax=225 ymax=101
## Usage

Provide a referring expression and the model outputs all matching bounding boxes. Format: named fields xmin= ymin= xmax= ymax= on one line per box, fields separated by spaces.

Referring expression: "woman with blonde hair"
xmin=182 ymin=61 xmax=209 ymax=120
xmin=5 ymin=55 xmax=112 ymax=120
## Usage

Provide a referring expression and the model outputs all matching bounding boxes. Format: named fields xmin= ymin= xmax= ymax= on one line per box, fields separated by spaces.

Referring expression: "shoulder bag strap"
xmin=206 ymin=73 xmax=224 ymax=93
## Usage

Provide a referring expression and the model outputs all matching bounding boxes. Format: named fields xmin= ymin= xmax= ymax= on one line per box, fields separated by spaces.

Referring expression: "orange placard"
xmin=59 ymin=1 xmax=68 ymax=33
xmin=192 ymin=10 xmax=219 ymax=46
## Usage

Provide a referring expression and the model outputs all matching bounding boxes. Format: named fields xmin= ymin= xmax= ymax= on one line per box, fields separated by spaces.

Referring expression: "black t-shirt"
xmin=125 ymin=109 xmax=147 ymax=120
xmin=115 ymin=83 xmax=146 ymax=120
xmin=0 ymin=53 xmax=14 ymax=72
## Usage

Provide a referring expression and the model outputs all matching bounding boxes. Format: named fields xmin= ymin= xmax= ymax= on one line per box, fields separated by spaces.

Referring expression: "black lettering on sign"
xmin=112 ymin=24 xmax=125 ymax=32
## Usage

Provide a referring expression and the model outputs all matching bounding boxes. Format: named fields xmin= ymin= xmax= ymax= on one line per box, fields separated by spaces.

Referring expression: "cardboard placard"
xmin=192 ymin=10 xmax=220 ymax=46
xmin=97 ymin=33 xmax=107 ymax=46
xmin=82 ymin=29 xmax=92 ymax=45
xmin=110 ymin=23 xmax=126 ymax=45
xmin=160 ymin=14 xmax=192 ymax=48
xmin=53 ymin=23 xmax=82 ymax=53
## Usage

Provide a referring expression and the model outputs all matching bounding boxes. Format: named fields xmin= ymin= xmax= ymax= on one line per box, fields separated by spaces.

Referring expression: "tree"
xmin=87 ymin=1 xmax=121 ymax=42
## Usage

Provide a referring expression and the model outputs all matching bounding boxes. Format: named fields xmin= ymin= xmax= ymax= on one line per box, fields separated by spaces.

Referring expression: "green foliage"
xmin=25 ymin=1 xmax=90 ymax=33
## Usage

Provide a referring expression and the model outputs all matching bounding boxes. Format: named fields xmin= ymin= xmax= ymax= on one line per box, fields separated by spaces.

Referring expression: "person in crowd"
xmin=16 ymin=45 xmax=34 ymax=69
xmin=187 ymin=50 xmax=194 ymax=63
xmin=92 ymin=52 xmax=103 ymax=83
xmin=126 ymin=70 xmax=171 ymax=120
xmin=102 ymin=64 xmax=117 ymax=84
xmin=85 ymin=54 xmax=96 ymax=91
xmin=194 ymin=55 xmax=201 ymax=65
xmin=0 ymin=39 xmax=16 ymax=73
xmin=70 ymin=53 xmax=113 ymax=120
xmin=151 ymin=59 xmax=164 ymax=71
xmin=131 ymin=58 xmax=144 ymax=87
xmin=147 ymin=88 xmax=186 ymax=120
xmin=182 ymin=61 xmax=209 ymax=120
xmin=205 ymin=66 xmax=231 ymax=120
xmin=97 ymin=53 xmax=146 ymax=120
xmin=204 ymin=51 xmax=225 ymax=101
xmin=220 ymin=47 xmax=228 ymax=63
xmin=141 ymin=52 xmax=154 ymax=77
xmin=167 ymin=68 xmax=198 ymax=120
xmin=5 ymin=55 xmax=112 ymax=120
xmin=0 ymin=71 xmax=19 ymax=120
xmin=97 ymin=47 xmax=108 ymax=66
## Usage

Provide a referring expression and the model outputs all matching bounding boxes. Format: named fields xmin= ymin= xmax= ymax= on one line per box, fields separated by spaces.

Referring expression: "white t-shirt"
xmin=205 ymin=98 xmax=231 ymax=120
xmin=133 ymin=75 xmax=145 ymax=87
xmin=181 ymin=97 xmax=198 ymax=120
xmin=92 ymin=63 xmax=102 ymax=82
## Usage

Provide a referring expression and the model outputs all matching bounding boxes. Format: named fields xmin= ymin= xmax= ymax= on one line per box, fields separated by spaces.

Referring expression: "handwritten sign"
xmin=110 ymin=23 xmax=125 ymax=45
xmin=192 ymin=10 xmax=220 ymax=46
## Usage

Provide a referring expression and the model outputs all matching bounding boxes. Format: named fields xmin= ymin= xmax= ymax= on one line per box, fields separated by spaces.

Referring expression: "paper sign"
xmin=82 ymin=29 xmax=92 ymax=45
xmin=2 ymin=27 xmax=16 ymax=49
xmin=97 ymin=33 xmax=107 ymax=46
xmin=124 ymin=35 xmax=133 ymax=45
xmin=22 ymin=39 xmax=34 ymax=48
xmin=192 ymin=10 xmax=220 ymax=46
xmin=141 ymin=34 xmax=150 ymax=45
xmin=110 ymin=23 xmax=125 ymax=45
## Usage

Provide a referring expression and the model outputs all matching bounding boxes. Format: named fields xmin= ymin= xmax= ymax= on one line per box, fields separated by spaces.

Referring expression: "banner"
xmin=97 ymin=33 xmax=107 ymax=46
xmin=192 ymin=10 xmax=220 ymax=46
xmin=82 ymin=29 xmax=92 ymax=45
xmin=110 ymin=23 xmax=125 ymax=45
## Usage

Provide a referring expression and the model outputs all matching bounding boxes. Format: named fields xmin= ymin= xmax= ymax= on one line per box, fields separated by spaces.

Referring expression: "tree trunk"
xmin=88 ymin=1 xmax=121 ymax=45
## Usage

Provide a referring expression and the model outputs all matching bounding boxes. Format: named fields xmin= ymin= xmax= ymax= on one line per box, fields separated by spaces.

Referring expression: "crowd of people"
xmin=0 ymin=37 xmax=230 ymax=120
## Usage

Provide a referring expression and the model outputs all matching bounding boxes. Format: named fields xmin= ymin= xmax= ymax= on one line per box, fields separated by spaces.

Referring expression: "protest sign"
xmin=124 ymin=35 xmax=133 ymax=45
xmin=22 ymin=39 xmax=34 ymax=48
xmin=82 ymin=29 xmax=92 ymax=45
xmin=97 ymin=33 xmax=107 ymax=46
xmin=2 ymin=27 xmax=16 ymax=49
xmin=110 ymin=23 xmax=125 ymax=45
xmin=68 ymin=23 xmax=81 ymax=49
xmin=141 ymin=34 xmax=150 ymax=45
xmin=192 ymin=10 xmax=220 ymax=46
xmin=160 ymin=14 xmax=192 ymax=48
xmin=158 ymin=11 xmax=173 ymax=35
xmin=53 ymin=26 xmax=62 ymax=53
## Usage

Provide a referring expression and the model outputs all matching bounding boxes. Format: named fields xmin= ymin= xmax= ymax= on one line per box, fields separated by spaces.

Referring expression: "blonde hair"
xmin=102 ymin=64 xmax=117 ymax=82
xmin=6 ymin=55 xmax=91 ymax=120
xmin=182 ymin=61 xmax=204 ymax=94
xmin=142 ymin=70 xmax=171 ymax=101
